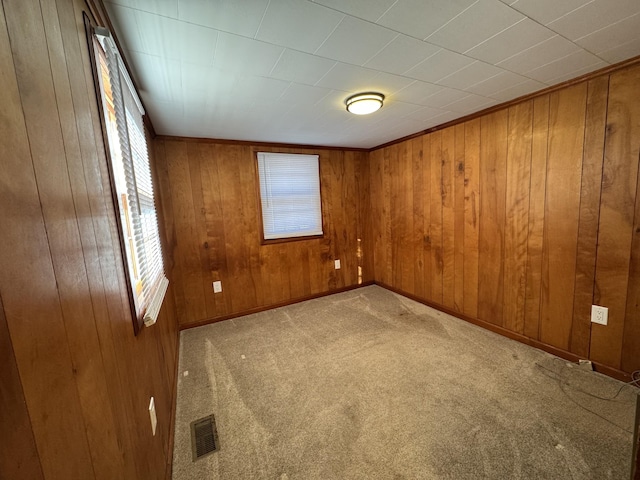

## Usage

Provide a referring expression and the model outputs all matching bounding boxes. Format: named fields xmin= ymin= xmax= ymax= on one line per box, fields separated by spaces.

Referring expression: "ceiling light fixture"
xmin=345 ymin=92 xmax=384 ymax=115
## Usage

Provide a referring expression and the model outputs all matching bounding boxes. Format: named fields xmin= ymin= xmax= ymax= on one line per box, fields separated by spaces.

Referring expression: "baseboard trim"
xmin=179 ymin=281 xmax=375 ymax=331
xmin=375 ymin=282 xmax=633 ymax=383
xmin=165 ymin=329 xmax=180 ymax=480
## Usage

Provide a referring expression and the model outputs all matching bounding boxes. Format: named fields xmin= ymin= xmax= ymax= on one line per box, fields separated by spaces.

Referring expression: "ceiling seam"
xmin=253 ymin=0 xmax=271 ymax=39
xmin=313 ymin=15 xmax=346 ymax=55
xmin=423 ymin=0 xmax=482 ymax=41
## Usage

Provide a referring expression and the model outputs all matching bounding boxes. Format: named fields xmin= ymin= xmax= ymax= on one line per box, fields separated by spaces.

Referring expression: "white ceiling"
xmin=105 ymin=0 xmax=640 ymax=149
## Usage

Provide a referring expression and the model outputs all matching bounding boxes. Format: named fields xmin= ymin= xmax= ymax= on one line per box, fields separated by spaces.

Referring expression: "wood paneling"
xmin=430 ymin=130 xmax=444 ymax=304
xmin=0 ymin=294 xmax=44 ymax=480
xmin=0 ymin=1 xmax=95 ymax=476
xmin=591 ymin=65 xmax=640 ymax=369
xmin=382 ymin=147 xmax=393 ymax=286
xmin=570 ymin=76 xmax=609 ymax=357
xmin=355 ymin=150 xmax=373 ymax=284
xmin=390 ymin=144 xmax=403 ymax=290
xmin=478 ymin=110 xmax=508 ymax=326
xmin=422 ymin=135 xmax=432 ymax=301
xmin=412 ymin=137 xmax=425 ymax=298
xmin=453 ymin=124 xmax=465 ymax=313
xmin=370 ymin=149 xmax=384 ymax=287
xmin=623 ymin=156 xmax=640 ymax=372
xmin=0 ymin=0 xmax=179 ymax=479
xmin=370 ymin=62 xmax=640 ymax=376
xmin=523 ymin=96 xmax=550 ymax=340
xmin=442 ymin=127 xmax=456 ymax=310
xmin=463 ymin=120 xmax=480 ymax=318
xmin=503 ymin=101 xmax=532 ymax=334
xmin=540 ymin=84 xmax=587 ymax=351
xmin=399 ymin=141 xmax=414 ymax=294
xmin=155 ymin=138 xmax=368 ymax=327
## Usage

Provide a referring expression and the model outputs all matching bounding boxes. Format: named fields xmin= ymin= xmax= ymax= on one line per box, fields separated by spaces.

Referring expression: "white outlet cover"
xmin=149 ymin=397 xmax=157 ymax=436
xmin=335 ymin=259 xmax=341 ymax=270
xmin=213 ymin=281 xmax=222 ymax=293
xmin=591 ymin=305 xmax=608 ymax=325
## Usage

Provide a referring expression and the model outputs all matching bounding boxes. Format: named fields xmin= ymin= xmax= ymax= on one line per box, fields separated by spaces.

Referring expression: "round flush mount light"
xmin=345 ymin=92 xmax=385 ymax=115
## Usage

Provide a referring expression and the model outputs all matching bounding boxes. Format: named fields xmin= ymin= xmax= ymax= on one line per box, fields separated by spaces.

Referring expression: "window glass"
xmin=257 ymin=152 xmax=323 ymax=241
xmin=93 ymin=30 xmax=168 ymax=331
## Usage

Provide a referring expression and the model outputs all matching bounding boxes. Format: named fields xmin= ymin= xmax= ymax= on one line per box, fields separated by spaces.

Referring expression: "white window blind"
xmin=257 ymin=152 xmax=323 ymax=240
xmin=94 ymin=28 xmax=168 ymax=330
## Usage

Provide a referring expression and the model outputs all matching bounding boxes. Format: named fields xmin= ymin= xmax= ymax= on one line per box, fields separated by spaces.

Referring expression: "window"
xmin=92 ymin=27 xmax=168 ymax=333
xmin=256 ymin=152 xmax=323 ymax=241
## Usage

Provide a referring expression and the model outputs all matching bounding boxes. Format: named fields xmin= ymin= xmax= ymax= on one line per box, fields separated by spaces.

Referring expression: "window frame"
xmin=86 ymin=18 xmax=168 ymax=335
xmin=254 ymin=151 xmax=325 ymax=245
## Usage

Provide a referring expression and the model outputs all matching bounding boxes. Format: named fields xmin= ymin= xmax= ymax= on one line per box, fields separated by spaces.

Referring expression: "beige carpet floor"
xmin=172 ymin=285 xmax=639 ymax=479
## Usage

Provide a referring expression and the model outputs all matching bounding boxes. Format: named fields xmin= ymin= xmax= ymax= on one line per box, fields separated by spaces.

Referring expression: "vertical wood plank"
xmin=400 ymin=141 xmax=415 ymax=293
xmin=463 ymin=119 xmax=480 ymax=318
xmin=39 ymin=0 xmax=133 ymax=476
xmin=412 ymin=137 xmax=425 ymax=298
xmin=453 ymin=124 xmax=465 ymax=313
xmin=338 ymin=150 xmax=350 ymax=288
xmin=523 ymin=96 xmax=550 ymax=340
xmin=218 ymin=145 xmax=258 ymax=311
xmin=200 ymin=143 xmax=230 ymax=316
xmin=422 ymin=135 xmax=433 ymax=300
xmin=382 ymin=147 xmax=393 ymax=286
xmin=591 ymin=65 xmax=640 ymax=368
xmin=540 ymin=84 xmax=587 ymax=351
xmin=390 ymin=144 xmax=402 ymax=288
xmin=188 ymin=142 xmax=218 ymax=319
xmin=0 ymin=2 xmax=95 ymax=477
xmin=342 ymin=152 xmax=358 ymax=287
xmin=0 ymin=294 xmax=44 ymax=480
xmin=430 ymin=130 xmax=444 ymax=304
xmin=503 ymin=101 xmax=532 ymax=334
xmin=478 ymin=110 xmax=508 ymax=325
xmin=238 ymin=147 xmax=265 ymax=304
xmin=442 ymin=127 xmax=456 ymax=309
xmin=165 ymin=140 xmax=207 ymax=322
xmin=370 ymin=149 xmax=384 ymax=284
xmin=622 ymin=155 xmax=640 ymax=373
xmin=356 ymin=151 xmax=373 ymax=283
xmin=320 ymin=151 xmax=338 ymax=292
xmin=570 ymin=76 xmax=609 ymax=357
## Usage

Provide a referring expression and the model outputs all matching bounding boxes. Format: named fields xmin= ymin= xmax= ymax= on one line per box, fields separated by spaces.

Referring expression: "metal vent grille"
xmin=190 ymin=414 xmax=219 ymax=461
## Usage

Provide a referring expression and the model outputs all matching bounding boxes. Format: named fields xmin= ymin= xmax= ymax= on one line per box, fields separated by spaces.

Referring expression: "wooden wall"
xmin=370 ymin=63 xmax=640 ymax=376
xmin=154 ymin=138 xmax=373 ymax=328
xmin=0 ymin=1 xmax=179 ymax=479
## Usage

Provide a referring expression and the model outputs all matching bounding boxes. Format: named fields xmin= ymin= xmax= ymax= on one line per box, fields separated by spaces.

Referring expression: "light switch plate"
xmin=335 ymin=259 xmax=341 ymax=270
xmin=213 ymin=281 xmax=222 ymax=293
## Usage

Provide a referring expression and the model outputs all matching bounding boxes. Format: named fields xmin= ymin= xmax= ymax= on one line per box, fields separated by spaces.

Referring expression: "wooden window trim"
xmin=84 ymin=12 xmax=168 ymax=334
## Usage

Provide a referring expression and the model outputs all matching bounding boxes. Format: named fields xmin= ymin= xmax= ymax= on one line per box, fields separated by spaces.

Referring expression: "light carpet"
xmin=172 ymin=285 xmax=638 ymax=479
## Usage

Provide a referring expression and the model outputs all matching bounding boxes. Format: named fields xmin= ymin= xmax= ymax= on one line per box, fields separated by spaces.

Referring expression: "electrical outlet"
xmin=591 ymin=305 xmax=608 ymax=325
xmin=335 ymin=259 xmax=341 ymax=270
xmin=149 ymin=397 xmax=157 ymax=436
xmin=213 ymin=281 xmax=222 ymax=293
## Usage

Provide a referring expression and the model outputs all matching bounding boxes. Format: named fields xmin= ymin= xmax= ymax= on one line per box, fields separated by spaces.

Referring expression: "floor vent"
xmin=190 ymin=414 xmax=219 ymax=461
